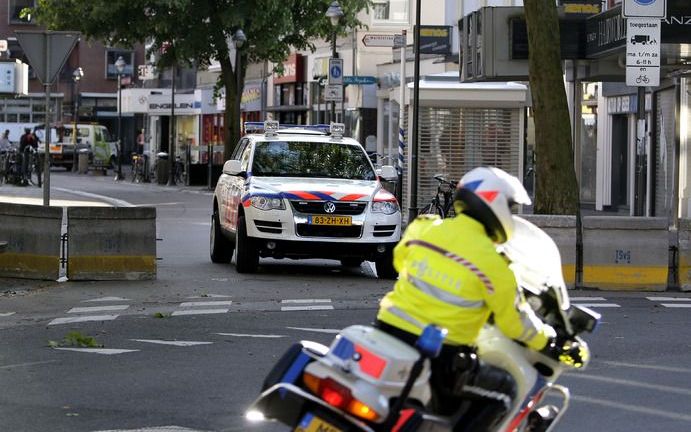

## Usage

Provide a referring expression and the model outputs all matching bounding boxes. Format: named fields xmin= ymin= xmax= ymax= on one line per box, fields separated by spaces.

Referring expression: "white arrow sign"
xmin=362 ymin=34 xmax=405 ymax=48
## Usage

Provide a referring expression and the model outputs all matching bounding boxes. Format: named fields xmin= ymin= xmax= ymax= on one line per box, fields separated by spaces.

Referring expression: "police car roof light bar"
xmin=243 ymin=121 xmax=332 ymax=135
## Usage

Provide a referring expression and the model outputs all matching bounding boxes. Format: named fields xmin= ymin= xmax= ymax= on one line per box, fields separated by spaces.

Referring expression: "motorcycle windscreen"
xmin=501 ymin=216 xmax=570 ymax=310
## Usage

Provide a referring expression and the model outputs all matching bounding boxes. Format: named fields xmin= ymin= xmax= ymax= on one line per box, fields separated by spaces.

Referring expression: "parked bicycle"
xmin=24 ymin=146 xmax=42 ymax=187
xmin=130 ymin=153 xmax=146 ymax=183
xmin=420 ymin=174 xmax=457 ymax=218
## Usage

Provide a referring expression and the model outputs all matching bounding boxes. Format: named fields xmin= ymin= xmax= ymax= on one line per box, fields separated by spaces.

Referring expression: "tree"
xmin=32 ymin=0 xmax=370 ymax=160
xmin=523 ymin=0 xmax=579 ymax=214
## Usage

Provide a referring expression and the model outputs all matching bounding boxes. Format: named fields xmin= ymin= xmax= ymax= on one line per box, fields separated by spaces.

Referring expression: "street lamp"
xmin=325 ymin=1 xmax=343 ymax=123
xmin=233 ymin=29 xmax=247 ymax=138
xmin=71 ymin=67 xmax=84 ymax=172
xmin=114 ymin=55 xmax=126 ymax=181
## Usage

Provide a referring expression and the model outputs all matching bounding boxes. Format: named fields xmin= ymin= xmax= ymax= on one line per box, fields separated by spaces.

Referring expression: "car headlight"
xmin=371 ymin=200 xmax=399 ymax=215
xmin=250 ymin=196 xmax=285 ymax=211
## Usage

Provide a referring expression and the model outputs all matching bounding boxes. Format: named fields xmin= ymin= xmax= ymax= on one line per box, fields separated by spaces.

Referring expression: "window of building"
xmin=105 ymin=50 xmax=134 ymax=79
xmin=8 ymin=0 xmax=36 ymax=24
xmin=371 ymin=0 xmax=408 ymax=24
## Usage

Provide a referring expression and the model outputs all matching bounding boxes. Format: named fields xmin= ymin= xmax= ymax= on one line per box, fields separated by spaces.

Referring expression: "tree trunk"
xmin=524 ymin=0 xmax=579 ymax=215
xmin=220 ymin=54 xmax=244 ymax=161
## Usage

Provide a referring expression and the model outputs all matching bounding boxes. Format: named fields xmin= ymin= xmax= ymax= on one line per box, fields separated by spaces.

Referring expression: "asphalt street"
xmin=1 ymin=169 xmax=690 ymax=432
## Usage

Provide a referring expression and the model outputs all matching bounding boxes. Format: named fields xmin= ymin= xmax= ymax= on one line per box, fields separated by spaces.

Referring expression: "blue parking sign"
xmin=328 ymin=58 xmax=343 ymax=85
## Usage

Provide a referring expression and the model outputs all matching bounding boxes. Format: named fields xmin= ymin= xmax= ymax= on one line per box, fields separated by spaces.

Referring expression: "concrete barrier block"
xmin=67 ymin=207 xmax=157 ymax=280
xmin=0 ymin=203 xmax=62 ymax=280
xmin=583 ymin=216 xmax=668 ymax=291
xmin=521 ymin=215 xmax=576 ymax=288
xmin=679 ymin=219 xmax=691 ymax=292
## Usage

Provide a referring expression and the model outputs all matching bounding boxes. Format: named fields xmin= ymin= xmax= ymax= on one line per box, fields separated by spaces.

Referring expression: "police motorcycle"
xmin=246 ymin=216 xmax=600 ymax=432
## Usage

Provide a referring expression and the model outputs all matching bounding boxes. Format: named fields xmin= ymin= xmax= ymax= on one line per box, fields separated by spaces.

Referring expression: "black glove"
xmin=540 ymin=338 xmax=589 ymax=368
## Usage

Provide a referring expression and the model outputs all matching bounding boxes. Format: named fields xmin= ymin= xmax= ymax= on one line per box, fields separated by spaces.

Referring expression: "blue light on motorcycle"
xmin=415 ymin=325 xmax=447 ymax=358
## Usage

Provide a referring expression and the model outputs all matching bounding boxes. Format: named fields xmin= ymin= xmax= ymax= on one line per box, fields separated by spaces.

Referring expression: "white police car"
xmin=210 ymin=121 xmax=401 ymax=278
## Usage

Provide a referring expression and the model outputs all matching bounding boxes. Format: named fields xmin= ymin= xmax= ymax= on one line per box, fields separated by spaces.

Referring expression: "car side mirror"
xmin=223 ymin=159 xmax=246 ymax=177
xmin=378 ymin=165 xmax=398 ymax=181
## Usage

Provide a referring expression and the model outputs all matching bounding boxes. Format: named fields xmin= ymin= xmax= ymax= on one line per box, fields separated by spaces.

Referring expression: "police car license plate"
xmin=308 ymin=215 xmax=351 ymax=226
xmin=294 ymin=412 xmax=342 ymax=432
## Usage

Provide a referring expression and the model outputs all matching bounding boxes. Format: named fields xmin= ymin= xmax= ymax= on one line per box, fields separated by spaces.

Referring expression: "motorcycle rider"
xmin=376 ymin=166 xmax=585 ymax=431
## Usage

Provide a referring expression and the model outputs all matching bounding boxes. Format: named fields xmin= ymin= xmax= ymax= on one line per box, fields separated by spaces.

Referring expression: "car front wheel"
xmin=235 ymin=215 xmax=259 ymax=273
xmin=210 ymin=209 xmax=233 ymax=263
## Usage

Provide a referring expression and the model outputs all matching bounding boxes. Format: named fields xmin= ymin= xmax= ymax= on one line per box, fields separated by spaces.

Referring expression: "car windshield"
xmin=251 ymin=140 xmax=376 ymax=180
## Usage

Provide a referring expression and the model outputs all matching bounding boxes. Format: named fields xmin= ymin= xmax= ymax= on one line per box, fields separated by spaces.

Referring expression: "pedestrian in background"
xmin=0 ymin=129 xmax=10 ymax=152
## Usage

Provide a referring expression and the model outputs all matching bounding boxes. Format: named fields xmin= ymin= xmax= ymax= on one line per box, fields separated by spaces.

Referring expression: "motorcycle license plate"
xmin=308 ymin=215 xmax=351 ymax=226
xmin=295 ymin=412 xmax=342 ymax=432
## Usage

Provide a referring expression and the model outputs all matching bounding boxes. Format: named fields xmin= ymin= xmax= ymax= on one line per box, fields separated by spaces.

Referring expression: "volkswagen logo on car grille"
xmin=324 ymin=201 xmax=336 ymax=213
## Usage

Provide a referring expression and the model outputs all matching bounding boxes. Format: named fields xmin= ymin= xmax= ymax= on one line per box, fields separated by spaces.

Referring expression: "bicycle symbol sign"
xmin=328 ymin=58 xmax=343 ymax=85
xmin=330 ymin=65 xmax=341 ymax=78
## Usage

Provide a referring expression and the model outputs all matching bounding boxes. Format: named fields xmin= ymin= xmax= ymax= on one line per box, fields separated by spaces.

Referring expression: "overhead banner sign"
xmin=626 ymin=18 xmax=661 ymax=86
xmin=416 ymin=25 xmax=452 ymax=55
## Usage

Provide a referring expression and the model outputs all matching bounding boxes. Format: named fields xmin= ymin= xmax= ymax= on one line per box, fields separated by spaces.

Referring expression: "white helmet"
xmin=453 ymin=167 xmax=531 ymax=243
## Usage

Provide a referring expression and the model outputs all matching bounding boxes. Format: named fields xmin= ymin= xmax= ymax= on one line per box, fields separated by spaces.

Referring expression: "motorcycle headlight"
xmin=371 ymin=200 xmax=399 ymax=215
xmin=250 ymin=196 xmax=285 ymax=211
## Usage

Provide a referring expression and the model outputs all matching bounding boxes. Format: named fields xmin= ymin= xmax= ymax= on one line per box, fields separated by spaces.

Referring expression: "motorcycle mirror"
xmin=415 ymin=325 xmax=447 ymax=359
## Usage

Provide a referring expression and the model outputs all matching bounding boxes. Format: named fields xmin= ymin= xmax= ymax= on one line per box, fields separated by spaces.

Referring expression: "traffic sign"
xmin=626 ymin=18 xmax=660 ymax=86
xmin=623 ymin=0 xmax=666 ymax=18
xmin=15 ymin=30 xmax=79 ymax=85
xmin=324 ymin=84 xmax=343 ymax=102
xmin=362 ymin=34 xmax=405 ymax=48
xmin=328 ymin=58 xmax=343 ymax=85
xmin=343 ymin=75 xmax=377 ymax=85
xmin=0 ymin=40 xmax=7 ymax=52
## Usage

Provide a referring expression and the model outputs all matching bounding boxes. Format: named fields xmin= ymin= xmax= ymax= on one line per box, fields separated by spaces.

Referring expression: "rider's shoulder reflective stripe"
xmin=405 ymin=239 xmax=495 ymax=294
xmin=406 ymin=273 xmax=485 ymax=309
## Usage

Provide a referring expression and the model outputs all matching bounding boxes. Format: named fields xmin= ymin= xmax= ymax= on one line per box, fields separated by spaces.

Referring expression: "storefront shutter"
xmin=401 ymin=106 xmax=521 ymax=221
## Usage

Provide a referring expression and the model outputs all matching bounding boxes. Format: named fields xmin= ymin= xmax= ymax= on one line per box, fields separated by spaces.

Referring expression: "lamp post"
xmin=233 ymin=29 xmax=247 ymax=139
xmin=71 ymin=67 xmax=83 ymax=172
xmin=325 ymin=1 xmax=343 ymax=123
xmin=114 ymin=55 xmax=126 ymax=180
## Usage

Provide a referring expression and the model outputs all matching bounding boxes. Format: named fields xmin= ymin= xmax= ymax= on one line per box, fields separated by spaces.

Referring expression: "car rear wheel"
xmin=210 ymin=209 xmax=233 ymax=263
xmin=375 ymin=247 xmax=397 ymax=280
xmin=235 ymin=215 xmax=259 ymax=273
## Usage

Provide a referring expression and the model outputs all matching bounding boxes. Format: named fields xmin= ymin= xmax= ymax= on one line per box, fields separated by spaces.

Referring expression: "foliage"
xmin=31 ymin=0 xmax=371 ymax=156
xmin=48 ymin=331 xmax=103 ymax=348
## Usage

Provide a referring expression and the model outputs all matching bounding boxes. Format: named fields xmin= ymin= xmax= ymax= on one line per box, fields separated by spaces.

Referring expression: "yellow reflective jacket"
xmin=377 ymin=213 xmax=551 ymax=351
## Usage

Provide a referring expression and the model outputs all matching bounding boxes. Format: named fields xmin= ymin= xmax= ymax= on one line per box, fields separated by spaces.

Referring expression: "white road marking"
xmin=0 ymin=360 xmax=58 ymax=370
xmin=93 ymin=426 xmax=209 ymax=432
xmin=171 ymin=309 xmax=229 ymax=316
xmin=570 ymin=303 xmax=620 ymax=308
xmin=573 ymin=394 xmax=691 ymax=422
xmin=0 ymin=312 xmax=16 ymax=317
xmin=179 ymin=301 xmax=233 ymax=307
xmin=281 ymin=305 xmax=334 ymax=311
xmin=287 ymin=326 xmax=341 ymax=334
xmin=131 ymin=339 xmax=213 ymax=347
xmin=53 ymin=348 xmax=139 ymax=355
xmin=661 ymin=303 xmax=691 ymax=308
xmin=48 ymin=315 xmax=119 ymax=325
xmin=568 ymin=373 xmax=691 ymax=396
xmin=53 ymin=187 xmax=133 ymax=207
xmin=646 ymin=296 xmax=691 ymax=301
xmin=570 ymin=297 xmax=607 ymax=301
xmin=281 ymin=299 xmax=332 ymax=304
xmin=600 ymin=360 xmax=691 ymax=374
xmin=83 ymin=296 xmax=131 ymax=302
xmin=215 ymin=333 xmax=285 ymax=338
xmin=68 ymin=305 xmax=129 ymax=313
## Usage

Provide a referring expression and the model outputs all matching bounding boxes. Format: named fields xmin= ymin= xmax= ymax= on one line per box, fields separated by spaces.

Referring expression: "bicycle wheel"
xmin=29 ymin=159 xmax=42 ymax=187
xmin=420 ymin=202 xmax=445 ymax=218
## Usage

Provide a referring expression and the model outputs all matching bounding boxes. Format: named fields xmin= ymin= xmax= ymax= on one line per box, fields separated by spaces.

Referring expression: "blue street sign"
xmin=328 ymin=58 xmax=343 ymax=85
xmin=343 ymin=75 xmax=378 ymax=85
